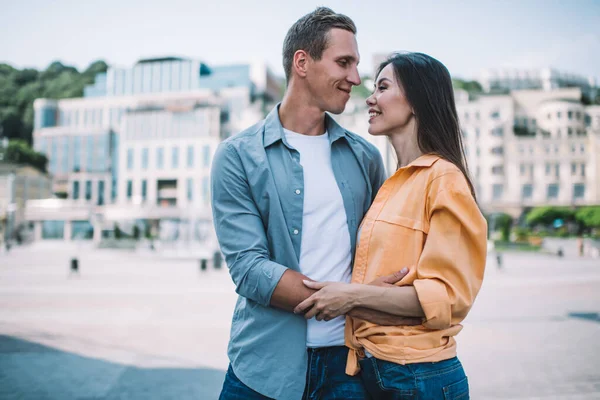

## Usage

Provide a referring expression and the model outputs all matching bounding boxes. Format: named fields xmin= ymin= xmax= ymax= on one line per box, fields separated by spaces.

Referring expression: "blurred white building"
xmin=479 ymin=67 xmax=596 ymax=98
xmin=337 ymin=87 xmax=600 ymax=217
xmin=29 ymin=57 xmax=281 ymax=242
xmin=456 ymin=87 xmax=599 ymax=215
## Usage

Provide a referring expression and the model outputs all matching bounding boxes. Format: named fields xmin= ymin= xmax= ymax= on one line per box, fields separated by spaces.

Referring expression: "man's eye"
xmin=338 ymin=60 xmax=348 ymax=66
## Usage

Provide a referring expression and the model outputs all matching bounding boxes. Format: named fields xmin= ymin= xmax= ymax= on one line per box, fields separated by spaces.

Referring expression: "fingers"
xmin=294 ymin=296 xmax=316 ymax=315
xmin=303 ymin=280 xmax=329 ymax=290
xmin=382 ymin=267 xmax=409 ymax=284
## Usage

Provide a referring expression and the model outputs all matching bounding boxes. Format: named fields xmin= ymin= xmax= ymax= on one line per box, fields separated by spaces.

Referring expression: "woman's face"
xmin=366 ymin=63 xmax=414 ymax=136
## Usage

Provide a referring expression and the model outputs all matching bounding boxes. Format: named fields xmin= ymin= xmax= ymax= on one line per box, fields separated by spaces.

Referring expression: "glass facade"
xmin=187 ymin=178 xmax=193 ymax=201
xmin=73 ymin=181 xmax=80 ymax=200
xmin=127 ymin=180 xmax=133 ymax=199
xmin=187 ymin=145 xmax=194 ymax=168
xmin=156 ymin=147 xmax=164 ymax=169
xmin=72 ymin=136 xmax=81 ymax=172
xmin=85 ymin=180 xmax=92 ymax=200
xmin=203 ymin=145 xmax=211 ymax=167
xmin=98 ymin=180 xmax=105 ymax=205
xmin=71 ymin=221 xmax=94 ymax=240
xmin=172 ymin=147 xmax=179 ymax=169
xmin=142 ymin=148 xmax=149 ymax=170
xmin=42 ymin=221 xmax=65 ymax=239
xmin=142 ymin=179 xmax=147 ymax=201
xmin=127 ymin=148 xmax=134 ymax=170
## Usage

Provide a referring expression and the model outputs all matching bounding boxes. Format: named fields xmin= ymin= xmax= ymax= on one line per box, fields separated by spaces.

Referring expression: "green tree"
xmin=575 ymin=206 xmax=600 ymax=228
xmin=3 ymin=140 xmax=48 ymax=172
xmin=525 ymin=206 xmax=575 ymax=227
xmin=494 ymin=213 xmax=513 ymax=242
xmin=0 ymin=60 xmax=107 ymax=146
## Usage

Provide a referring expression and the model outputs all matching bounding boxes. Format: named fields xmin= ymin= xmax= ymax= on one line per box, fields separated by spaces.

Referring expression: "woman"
xmin=294 ymin=52 xmax=487 ymax=399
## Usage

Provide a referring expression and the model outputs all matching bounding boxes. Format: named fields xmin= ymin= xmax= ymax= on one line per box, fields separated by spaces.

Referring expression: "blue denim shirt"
xmin=211 ymin=105 xmax=386 ymax=400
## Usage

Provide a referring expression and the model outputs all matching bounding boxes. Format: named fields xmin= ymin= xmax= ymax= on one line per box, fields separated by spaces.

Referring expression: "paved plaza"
xmin=0 ymin=244 xmax=599 ymax=399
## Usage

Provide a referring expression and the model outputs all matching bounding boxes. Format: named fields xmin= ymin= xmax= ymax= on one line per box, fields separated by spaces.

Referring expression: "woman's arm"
xmin=295 ymin=281 xmax=424 ymax=321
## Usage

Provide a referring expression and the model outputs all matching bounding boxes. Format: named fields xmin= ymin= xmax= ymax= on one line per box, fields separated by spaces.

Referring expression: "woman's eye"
xmin=378 ymin=86 xmax=387 ymax=91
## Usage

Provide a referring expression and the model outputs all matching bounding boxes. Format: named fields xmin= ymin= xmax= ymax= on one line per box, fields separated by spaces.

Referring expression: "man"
xmin=211 ymin=7 xmax=415 ymax=400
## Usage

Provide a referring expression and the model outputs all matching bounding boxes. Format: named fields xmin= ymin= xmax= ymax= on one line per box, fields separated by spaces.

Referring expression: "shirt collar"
xmin=263 ymin=103 xmax=348 ymax=148
xmin=401 ymin=154 xmax=441 ymax=169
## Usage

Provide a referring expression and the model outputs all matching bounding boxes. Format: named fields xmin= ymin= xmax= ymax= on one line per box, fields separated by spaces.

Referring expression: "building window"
xmin=568 ymin=111 xmax=573 ymax=120
xmin=475 ymin=128 xmax=480 ymax=138
xmin=127 ymin=148 xmax=134 ymax=170
xmin=475 ymin=112 xmax=480 ymax=120
xmin=520 ymin=164 xmax=526 ymax=176
xmin=172 ymin=147 xmax=179 ymax=168
xmin=492 ymin=184 xmax=503 ymax=200
xmin=522 ymin=184 xmax=533 ymax=199
xmin=547 ymin=113 xmax=551 ymax=120
xmin=557 ymin=111 xmax=561 ymax=119
xmin=554 ymin=145 xmax=559 ymax=154
xmin=187 ymin=145 xmax=194 ymax=168
xmin=576 ymin=111 xmax=581 ymax=120
xmin=573 ymin=184 xmax=585 ymax=199
xmin=491 ymin=146 xmax=504 ymax=155
xmin=491 ymin=165 xmax=504 ymax=175
xmin=571 ymin=162 xmax=577 ymax=175
xmin=98 ymin=181 xmax=105 ymax=206
xmin=141 ymin=179 xmax=147 ymax=201
xmin=85 ymin=180 xmax=92 ymax=201
xmin=203 ymin=145 xmax=211 ymax=167
xmin=547 ymin=184 xmax=559 ymax=199
xmin=73 ymin=181 xmax=80 ymax=200
xmin=545 ymin=145 xmax=550 ymax=154
xmin=491 ymin=127 xmax=504 ymax=137
xmin=156 ymin=147 xmax=164 ymax=169
xmin=555 ymin=164 xmax=559 ymax=178
xmin=580 ymin=144 xmax=585 ymax=153
xmin=571 ymin=144 xmax=576 ymax=153
xmin=568 ymin=127 xmax=573 ymax=136
xmin=529 ymin=165 xmax=534 ymax=176
xmin=464 ymin=112 xmax=469 ymax=121
xmin=529 ymin=145 xmax=534 ymax=154
xmin=518 ymin=145 xmax=524 ymax=154
xmin=142 ymin=148 xmax=149 ymax=170
xmin=581 ymin=163 xmax=586 ymax=177
xmin=187 ymin=178 xmax=193 ymax=201
xmin=490 ymin=110 xmax=500 ymax=119
xmin=545 ymin=163 xmax=551 ymax=176
xmin=127 ymin=180 xmax=133 ymax=199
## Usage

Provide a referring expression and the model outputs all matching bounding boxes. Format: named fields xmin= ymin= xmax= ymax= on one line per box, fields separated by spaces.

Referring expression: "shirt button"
xmin=293 ymin=229 xmax=299 ymax=235
xmin=295 ymin=189 xmax=301 ymax=195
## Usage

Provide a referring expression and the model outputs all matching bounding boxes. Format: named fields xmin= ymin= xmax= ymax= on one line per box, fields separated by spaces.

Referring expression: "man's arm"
xmin=275 ymin=268 xmax=421 ymax=326
xmin=211 ymin=143 xmax=288 ymax=306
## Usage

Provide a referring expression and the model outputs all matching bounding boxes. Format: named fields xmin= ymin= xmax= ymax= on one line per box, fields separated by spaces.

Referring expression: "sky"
xmin=1 ymin=0 xmax=599 ymax=82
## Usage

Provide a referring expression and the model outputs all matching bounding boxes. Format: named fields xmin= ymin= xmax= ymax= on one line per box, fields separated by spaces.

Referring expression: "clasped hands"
xmin=293 ymin=267 xmax=410 ymax=322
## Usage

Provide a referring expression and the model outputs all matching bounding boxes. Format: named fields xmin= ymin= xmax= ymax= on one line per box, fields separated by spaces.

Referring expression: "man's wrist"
xmin=348 ymin=283 xmax=363 ymax=309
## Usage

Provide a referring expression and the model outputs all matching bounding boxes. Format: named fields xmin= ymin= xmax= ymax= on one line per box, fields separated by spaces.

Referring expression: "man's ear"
xmin=293 ymin=50 xmax=309 ymax=78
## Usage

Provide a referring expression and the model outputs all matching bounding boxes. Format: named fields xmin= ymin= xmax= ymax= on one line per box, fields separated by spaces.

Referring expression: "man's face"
xmin=305 ymin=28 xmax=361 ymax=115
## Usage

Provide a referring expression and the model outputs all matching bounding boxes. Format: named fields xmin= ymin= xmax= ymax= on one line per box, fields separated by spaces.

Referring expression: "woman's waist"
xmin=349 ymin=320 xmax=463 ymax=351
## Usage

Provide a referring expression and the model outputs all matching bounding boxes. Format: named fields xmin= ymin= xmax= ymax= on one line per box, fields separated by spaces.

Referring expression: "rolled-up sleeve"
xmin=210 ymin=142 xmax=288 ymax=306
xmin=413 ymin=173 xmax=487 ymax=330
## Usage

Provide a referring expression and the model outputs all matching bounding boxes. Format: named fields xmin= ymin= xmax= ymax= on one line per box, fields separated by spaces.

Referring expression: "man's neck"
xmin=279 ymin=87 xmax=327 ymax=136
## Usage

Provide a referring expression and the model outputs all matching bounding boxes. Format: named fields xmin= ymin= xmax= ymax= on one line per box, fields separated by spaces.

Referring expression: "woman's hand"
xmin=294 ymin=281 xmax=357 ymax=321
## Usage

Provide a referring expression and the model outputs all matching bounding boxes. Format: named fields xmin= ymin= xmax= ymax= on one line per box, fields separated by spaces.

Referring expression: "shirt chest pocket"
xmin=370 ymin=215 xmax=429 ymax=280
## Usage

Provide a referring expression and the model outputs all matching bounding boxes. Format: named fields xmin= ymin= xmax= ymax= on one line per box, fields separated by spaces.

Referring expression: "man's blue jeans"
xmin=358 ymin=356 xmax=469 ymax=399
xmin=219 ymin=346 xmax=370 ymax=400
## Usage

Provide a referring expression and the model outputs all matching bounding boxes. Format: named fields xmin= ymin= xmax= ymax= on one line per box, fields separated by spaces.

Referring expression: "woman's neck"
xmin=389 ymin=125 xmax=423 ymax=168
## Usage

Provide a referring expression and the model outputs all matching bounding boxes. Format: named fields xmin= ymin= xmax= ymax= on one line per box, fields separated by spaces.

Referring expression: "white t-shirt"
xmin=284 ymin=128 xmax=352 ymax=348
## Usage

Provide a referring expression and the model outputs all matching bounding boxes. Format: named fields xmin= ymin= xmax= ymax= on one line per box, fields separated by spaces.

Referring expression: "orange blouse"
xmin=345 ymin=154 xmax=487 ymax=375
